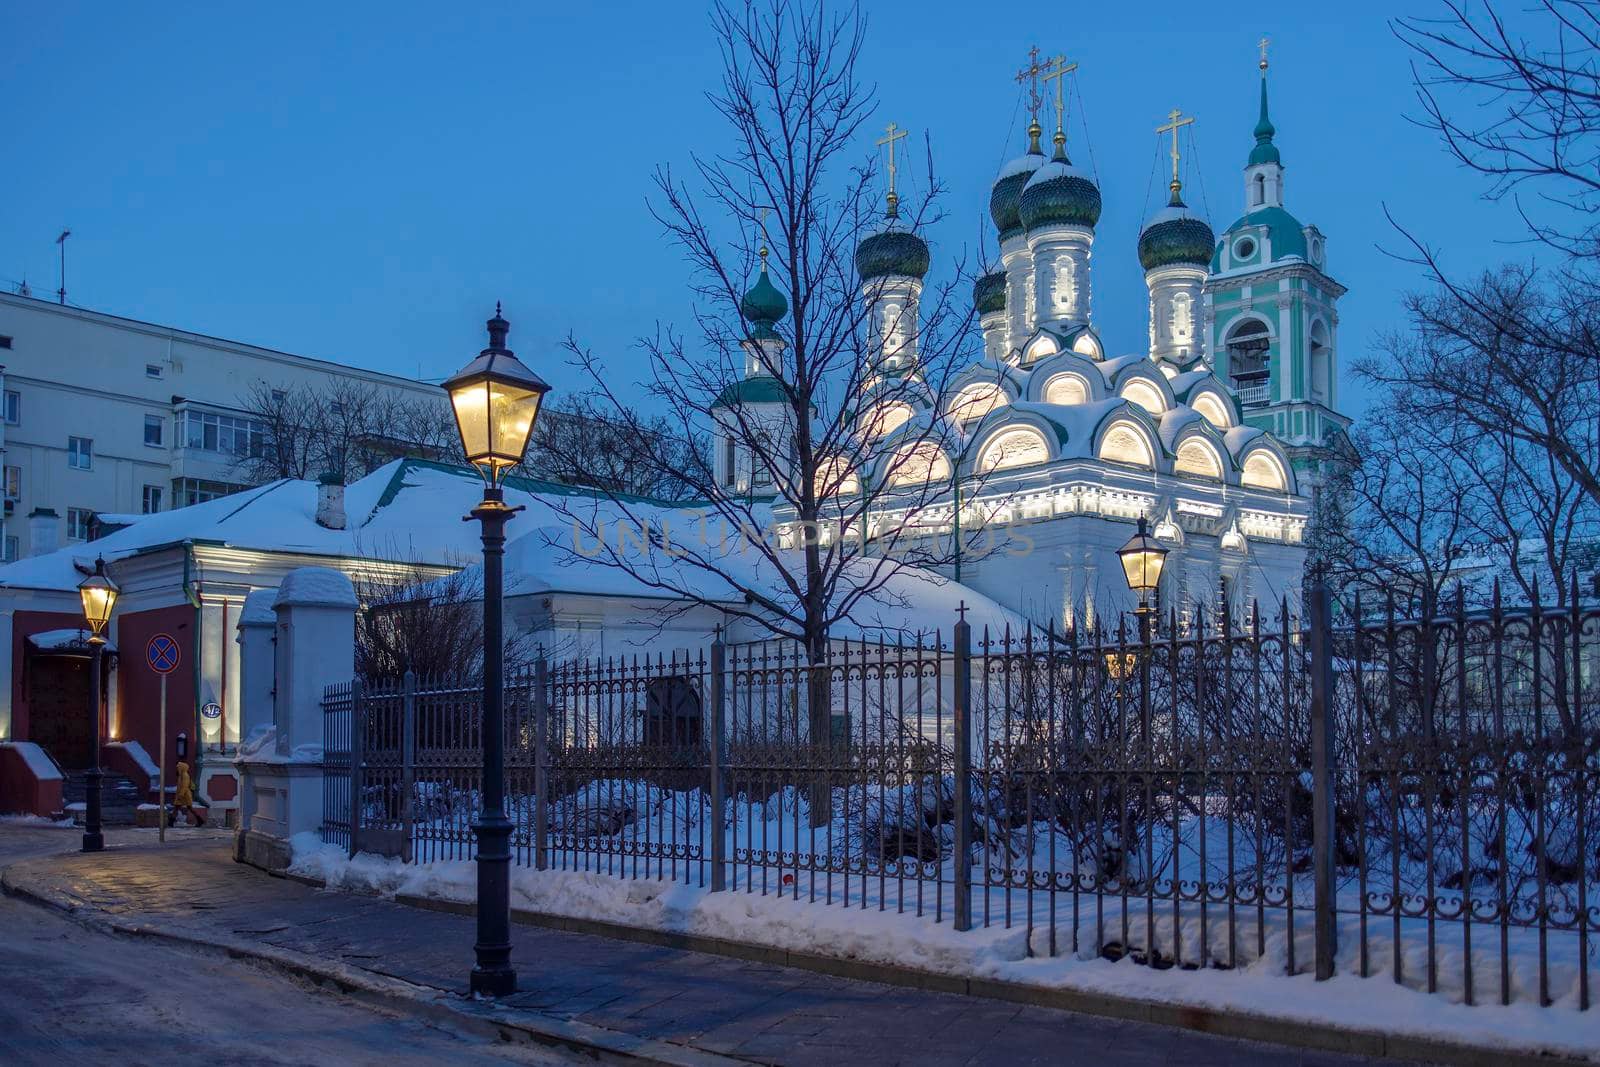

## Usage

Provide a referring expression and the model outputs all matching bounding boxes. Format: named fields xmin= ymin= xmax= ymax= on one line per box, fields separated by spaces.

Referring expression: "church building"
xmin=717 ymin=49 xmax=1345 ymax=632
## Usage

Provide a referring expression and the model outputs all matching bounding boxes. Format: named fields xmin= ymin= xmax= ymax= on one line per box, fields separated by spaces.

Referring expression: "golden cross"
xmin=1014 ymin=46 xmax=1050 ymax=123
xmin=1040 ymin=55 xmax=1076 ymax=139
xmin=756 ymin=205 xmax=772 ymax=264
xmin=1259 ymin=35 xmax=1270 ymax=71
xmin=876 ymin=121 xmax=908 ymax=203
xmin=1156 ymin=107 xmax=1196 ymax=187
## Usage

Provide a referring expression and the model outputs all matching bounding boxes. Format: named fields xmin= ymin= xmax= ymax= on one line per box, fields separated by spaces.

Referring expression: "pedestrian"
xmin=173 ymin=761 xmax=206 ymax=827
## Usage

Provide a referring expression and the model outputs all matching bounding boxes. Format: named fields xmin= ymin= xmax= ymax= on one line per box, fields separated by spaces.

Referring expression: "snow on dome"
xmin=274 ymin=567 xmax=357 ymax=610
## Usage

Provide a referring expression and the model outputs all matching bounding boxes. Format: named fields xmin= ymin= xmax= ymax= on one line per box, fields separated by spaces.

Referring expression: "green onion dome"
xmin=973 ymin=271 xmax=1006 ymax=316
xmin=1138 ymin=190 xmax=1215 ymax=271
xmin=1019 ymin=153 xmax=1102 ymax=232
xmin=710 ymin=374 xmax=785 ymax=410
xmin=855 ymin=226 xmax=930 ymax=281
xmin=740 ymin=263 xmax=788 ymax=339
xmin=989 ymin=149 xmax=1047 ymax=241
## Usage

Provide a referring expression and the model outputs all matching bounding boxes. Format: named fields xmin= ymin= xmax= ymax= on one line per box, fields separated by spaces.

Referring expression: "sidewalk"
xmin=2 ymin=830 xmax=1408 ymax=1066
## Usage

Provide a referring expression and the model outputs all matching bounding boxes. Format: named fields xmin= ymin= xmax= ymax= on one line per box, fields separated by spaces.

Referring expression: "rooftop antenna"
xmin=55 ymin=229 xmax=71 ymax=305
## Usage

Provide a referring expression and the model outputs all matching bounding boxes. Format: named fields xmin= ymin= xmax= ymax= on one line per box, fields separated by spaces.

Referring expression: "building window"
xmin=3 ymin=390 xmax=18 ymax=425
xmin=142 ymin=485 xmax=163 ymax=514
xmin=2 ymin=536 xmax=16 ymax=563
xmin=144 ymin=414 xmax=164 ymax=446
xmin=174 ymin=477 xmax=246 ymax=508
xmin=146 ymin=363 xmax=163 ymax=379
xmin=0 ymin=335 xmax=12 ymax=350
xmin=181 ymin=409 xmax=266 ymax=457
xmin=722 ymin=437 xmax=736 ymax=487
xmin=67 ymin=436 xmax=93 ymax=470
xmin=67 ymin=507 xmax=93 ymax=541
xmin=3 ymin=465 xmax=18 ymax=501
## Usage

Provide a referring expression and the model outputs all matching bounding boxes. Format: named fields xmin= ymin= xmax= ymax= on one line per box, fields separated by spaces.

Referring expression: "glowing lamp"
xmin=443 ymin=304 xmax=550 ymax=488
xmin=78 ymin=556 xmax=119 ymax=638
xmin=1117 ymin=516 xmax=1168 ymax=604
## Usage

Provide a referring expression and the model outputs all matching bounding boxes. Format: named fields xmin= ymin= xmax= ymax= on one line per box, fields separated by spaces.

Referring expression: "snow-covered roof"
xmin=0 ymin=459 xmax=703 ymax=594
xmin=27 ymin=628 xmax=116 ymax=653
xmin=429 ymin=516 xmax=1029 ymax=644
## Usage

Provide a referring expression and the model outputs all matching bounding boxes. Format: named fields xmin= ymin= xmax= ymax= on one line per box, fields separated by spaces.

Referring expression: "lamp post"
xmin=442 ymin=304 xmax=550 ymax=998
xmin=77 ymin=556 xmax=119 ymax=853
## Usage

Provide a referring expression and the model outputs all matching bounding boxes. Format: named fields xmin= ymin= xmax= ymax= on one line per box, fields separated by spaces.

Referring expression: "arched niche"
xmin=976 ymin=426 xmax=1051 ymax=473
xmin=1097 ymin=421 xmax=1154 ymax=469
xmin=1174 ymin=438 xmax=1223 ymax=479
xmin=885 ymin=441 xmax=951 ymax=487
xmin=1240 ymin=450 xmax=1288 ymax=491
xmin=1043 ymin=372 xmax=1089 ymax=406
xmin=1120 ymin=379 xmax=1166 ymax=416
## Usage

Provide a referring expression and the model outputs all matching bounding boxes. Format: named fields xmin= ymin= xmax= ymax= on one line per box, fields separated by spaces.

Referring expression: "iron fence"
xmin=319 ymin=586 xmax=1599 ymax=1010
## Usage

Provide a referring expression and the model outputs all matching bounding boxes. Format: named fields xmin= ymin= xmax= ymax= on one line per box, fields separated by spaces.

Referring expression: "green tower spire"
xmin=1248 ymin=40 xmax=1280 ymax=166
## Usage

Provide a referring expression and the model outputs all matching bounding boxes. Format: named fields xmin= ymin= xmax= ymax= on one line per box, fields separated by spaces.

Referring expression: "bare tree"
xmin=547 ymin=0 xmax=990 ymax=789
xmin=523 ymin=389 xmax=709 ymax=500
xmin=1395 ymin=1 xmax=1600 ymax=256
xmin=356 ymin=564 xmax=535 ymax=684
xmin=238 ymin=379 xmax=455 ymax=483
xmin=1320 ymin=396 xmax=1478 ymax=612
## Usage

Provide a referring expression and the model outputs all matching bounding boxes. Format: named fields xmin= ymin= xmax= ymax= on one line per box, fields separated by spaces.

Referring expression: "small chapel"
xmin=717 ymin=46 xmax=1350 ymax=631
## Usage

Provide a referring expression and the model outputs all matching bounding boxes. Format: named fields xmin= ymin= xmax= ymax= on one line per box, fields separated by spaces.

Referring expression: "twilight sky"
xmin=2 ymin=1 xmax=1528 ymax=415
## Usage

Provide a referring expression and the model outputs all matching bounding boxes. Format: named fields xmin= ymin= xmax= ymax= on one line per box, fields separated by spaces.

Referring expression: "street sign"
xmin=146 ymin=633 xmax=181 ymax=675
xmin=201 ymin=701 xmax=221 ymax=720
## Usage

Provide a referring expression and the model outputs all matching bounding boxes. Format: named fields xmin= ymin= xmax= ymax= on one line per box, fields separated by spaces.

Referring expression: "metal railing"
xmin=320 ymin=587 xmax=1599 ymax=1009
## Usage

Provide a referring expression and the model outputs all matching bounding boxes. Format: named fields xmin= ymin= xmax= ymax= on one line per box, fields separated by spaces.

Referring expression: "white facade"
xmin=0 ymin=291 xmax=444 ymax=560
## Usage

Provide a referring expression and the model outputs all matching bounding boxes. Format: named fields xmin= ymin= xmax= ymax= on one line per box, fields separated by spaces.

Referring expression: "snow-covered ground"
xmin=293 ymin=831 xmax=1600 ymax=1061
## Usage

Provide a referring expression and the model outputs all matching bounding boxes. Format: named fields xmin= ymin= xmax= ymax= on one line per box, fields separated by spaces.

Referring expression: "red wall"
xmin=11 ymin=609 xmax=96 ymax=744
xmin=0 ymin=745 xmax=63 ymax=816
xmin=113 ymin=605 xmax=197 ymax=799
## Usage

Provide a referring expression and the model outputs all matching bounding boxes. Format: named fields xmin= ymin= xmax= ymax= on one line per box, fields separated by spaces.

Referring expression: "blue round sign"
xmin=146 ymin=633 xmax=181 ymax=674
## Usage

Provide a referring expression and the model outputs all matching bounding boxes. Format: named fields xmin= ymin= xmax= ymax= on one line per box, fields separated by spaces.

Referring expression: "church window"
xmin=1251 ymin=174 xmax=1266 ymax=207
xmin=1191 ymin=392 xmax=1231 ymax=429
xmin=1052 ymin=254 xmax=1075 ymax=316
xmin=977 ymin=427 xmax=1050 ymax=473
xmin=1024 ymin=333 xmax=1057 ymax=363
xmin=885 ymin=441 xmax=950 ymax=488
xmin=1044 ymin=373 xmax=1088 ymax=406
xmin=859 ymin=401 xmax=913 ymax=440
xmin=1120 ymin=379 xmax=1166 ymax=415
xmin=1309 ymin=319 xmax=1332 ymax=405
xmin=1174 ymin=439 xmax=1223 ymax=479
xmin=1233 ymin=235 xmax=1257 ymax=260
xmin=1072 ymin=332 xmax=1100 ymax=358
xmin=948 ymin=383 xmax=1006 ymax=423
xmin=1241 ymin=451 xmax=1287 ymax=491
xmin=1225 ymin=318 xmax=1271 ymax=398
xmin=723 ymin=436 xmax=737 ymax=486
xmin=815 ymin=455 xmax=859 ymax=497
xmin=1097 ymin=422 xmax=1153 ymax=469
xmin=1170 ymin=292 xmax=1194 ymax=343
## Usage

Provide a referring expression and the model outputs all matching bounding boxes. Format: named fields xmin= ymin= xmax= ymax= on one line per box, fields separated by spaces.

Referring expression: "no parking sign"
xmin=146 ymin=633 xmax=181 ymax=674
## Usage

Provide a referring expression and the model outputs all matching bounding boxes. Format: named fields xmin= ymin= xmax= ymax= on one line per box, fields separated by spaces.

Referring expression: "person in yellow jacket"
xmin=173 ymin=761 xmax=207 ymax=827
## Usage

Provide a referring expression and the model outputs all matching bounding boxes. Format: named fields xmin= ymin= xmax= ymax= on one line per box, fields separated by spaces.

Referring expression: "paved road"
xmin=0 ymin=824 xmax=1417 ymax=1066
xmin=0 ymin=824 xmax=576 ymax=1066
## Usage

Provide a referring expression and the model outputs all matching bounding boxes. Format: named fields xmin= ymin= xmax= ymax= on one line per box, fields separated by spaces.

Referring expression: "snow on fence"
xmin=321 ymin=586 xmax=1600 ymax=1011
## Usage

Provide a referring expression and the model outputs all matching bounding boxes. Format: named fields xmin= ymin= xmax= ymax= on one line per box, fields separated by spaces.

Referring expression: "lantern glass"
xmin=443 ymin=308 xmax=550 ymax=486
xmin=1116 ymin=517 xmax=1168 ymax=596
xmin=78 ymin=571 xmax=119 ymax=637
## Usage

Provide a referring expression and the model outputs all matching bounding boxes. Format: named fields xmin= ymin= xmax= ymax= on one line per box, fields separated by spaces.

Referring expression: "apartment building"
xmin=0 ymin=291 xmax=444 ymax=560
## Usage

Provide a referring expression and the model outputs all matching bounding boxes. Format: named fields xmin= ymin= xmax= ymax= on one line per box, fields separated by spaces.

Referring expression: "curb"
xmin=387 ymin=890 xmax=1590 ymax=1067
xmin=0 ymin=863 xmax=745 ymax=1067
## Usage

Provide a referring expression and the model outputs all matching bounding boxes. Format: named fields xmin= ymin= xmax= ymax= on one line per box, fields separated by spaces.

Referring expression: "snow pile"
xmin=289 ymin=831 xmax=1600 ymax=1059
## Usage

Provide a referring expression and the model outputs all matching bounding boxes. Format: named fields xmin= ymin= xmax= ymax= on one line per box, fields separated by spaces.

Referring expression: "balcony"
xmin=1233 ymin=381 xmax=1271 ymax=405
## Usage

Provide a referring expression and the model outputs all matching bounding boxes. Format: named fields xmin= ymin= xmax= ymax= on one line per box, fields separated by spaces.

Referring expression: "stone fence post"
xmin=234 ymin=567 xmax=357 ymax=872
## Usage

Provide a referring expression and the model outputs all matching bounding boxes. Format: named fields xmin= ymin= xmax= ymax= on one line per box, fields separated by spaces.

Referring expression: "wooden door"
xmin=28 ymin=656 xmax=94 ymax=769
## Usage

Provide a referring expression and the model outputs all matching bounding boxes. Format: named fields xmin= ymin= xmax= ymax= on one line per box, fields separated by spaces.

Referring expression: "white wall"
xmin=0 ymin=292 xmax=444 ymax=558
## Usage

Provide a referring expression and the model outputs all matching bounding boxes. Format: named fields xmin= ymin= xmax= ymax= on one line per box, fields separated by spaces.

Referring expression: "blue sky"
xmin=1 ymin=2 xmax=1527 ymax=415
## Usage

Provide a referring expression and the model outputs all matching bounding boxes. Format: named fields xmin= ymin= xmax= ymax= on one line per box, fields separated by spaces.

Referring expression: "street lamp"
xmin=1115 ymin=515 xmax=1167 ymax=683
xmin=77 ymin=556 xmax=119 ymax=853
xmin=442 ymin=303 xmax=549 ymax=998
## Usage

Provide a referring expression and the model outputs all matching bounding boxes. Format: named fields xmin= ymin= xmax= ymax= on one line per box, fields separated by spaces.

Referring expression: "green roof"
xmin=972 ymin=271 xmax=1006 ymax=316
xmin=1138 ymin=192 xmax=1215 ymax=271
xmin=1248 ymin=74 xmax=1280 ymax=166
xmin=856 ymin=228 xmax=930 ymax=281
xmin=1212 ymin=205 xmax=1307 ymax=270
xmin=710 ymin=375 xmax=787 ymax=409
xmin=1019 ymin=154 xmax=1102 ymax=232
xmin=741 ymin=266 xmax=788 ymax=340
